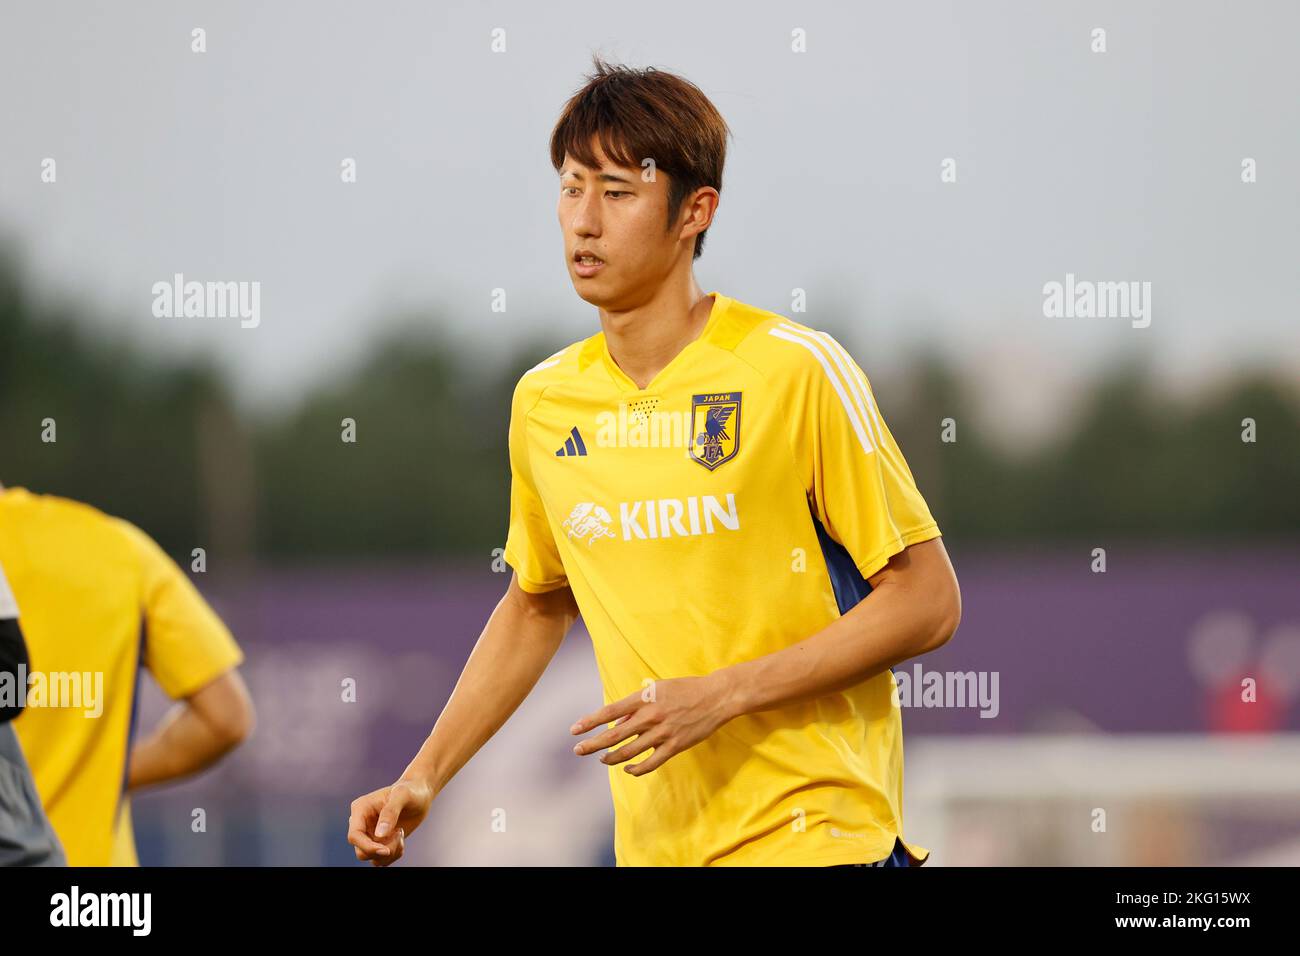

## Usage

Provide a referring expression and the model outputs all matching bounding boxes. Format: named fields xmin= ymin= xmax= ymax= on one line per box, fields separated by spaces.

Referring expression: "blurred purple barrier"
xmin=182 ymin=544 xmax=1299 ymax=800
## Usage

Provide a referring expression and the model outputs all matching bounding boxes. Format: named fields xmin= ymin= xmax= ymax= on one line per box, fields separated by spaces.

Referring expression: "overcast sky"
xmin=1 ymin=0 xmax=1296 ymax=439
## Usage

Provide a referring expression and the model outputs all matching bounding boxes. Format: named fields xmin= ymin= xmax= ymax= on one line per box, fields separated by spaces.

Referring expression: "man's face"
xmin=558 ymin=141 xmax=681 ymax=307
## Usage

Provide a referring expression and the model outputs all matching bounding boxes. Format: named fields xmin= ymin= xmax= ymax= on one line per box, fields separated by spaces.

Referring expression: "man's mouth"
xmin=573 ymin=251 xmax=606 ymax=277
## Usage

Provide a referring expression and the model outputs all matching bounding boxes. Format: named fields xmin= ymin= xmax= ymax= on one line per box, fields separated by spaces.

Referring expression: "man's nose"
xmin=570 ymin=192 xmax=601 ymax=235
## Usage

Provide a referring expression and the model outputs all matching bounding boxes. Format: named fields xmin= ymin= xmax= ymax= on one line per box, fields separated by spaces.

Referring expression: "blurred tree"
xmin=2 ymin=251 xmax=1297 ymax=559
xmin=0 ymin=255 xmax=228 ymax=554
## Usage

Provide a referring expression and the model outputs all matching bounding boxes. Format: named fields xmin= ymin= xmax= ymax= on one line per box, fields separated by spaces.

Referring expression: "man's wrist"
xmin=399 ymin=753 xmax=446 ymax=796
xmin=709 ymin=664 xmax=750 ymax=723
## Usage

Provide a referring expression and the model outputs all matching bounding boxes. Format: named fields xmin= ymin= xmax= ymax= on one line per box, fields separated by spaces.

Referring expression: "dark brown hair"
xmin=550 ymin=56 xmax=731 ymax=260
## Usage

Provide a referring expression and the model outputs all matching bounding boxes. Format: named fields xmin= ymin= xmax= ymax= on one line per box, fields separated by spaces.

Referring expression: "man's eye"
xmin=606 ymin=191 xmax=629 ymax=198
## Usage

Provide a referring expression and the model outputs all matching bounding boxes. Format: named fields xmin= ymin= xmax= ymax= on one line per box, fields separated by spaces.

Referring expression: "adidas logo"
xmin=555 ymin=426 xmax=588 ymax=457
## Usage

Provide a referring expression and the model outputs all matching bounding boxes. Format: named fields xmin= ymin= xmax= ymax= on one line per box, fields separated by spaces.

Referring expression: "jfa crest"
xmin=690 ymin=391 xmax=742 ymax=471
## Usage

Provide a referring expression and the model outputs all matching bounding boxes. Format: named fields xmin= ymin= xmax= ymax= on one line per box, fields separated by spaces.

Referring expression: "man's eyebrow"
xmin=560 ymin=168 xmax=638 ymax=185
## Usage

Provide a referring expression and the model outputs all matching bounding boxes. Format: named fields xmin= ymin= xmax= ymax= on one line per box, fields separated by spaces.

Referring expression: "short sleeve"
xmin=116 ymin=520 xmax=244 ymax=699
xmin=502 ymin=382 xmax=569 ymax=593
xmin=783 ymin=329 xmax=941 ymax=580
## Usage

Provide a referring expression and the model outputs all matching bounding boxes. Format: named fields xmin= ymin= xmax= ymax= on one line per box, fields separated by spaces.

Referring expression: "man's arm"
xmin=347 ymin=572 xmax=579 ymax=865
xmin=114 ymin=516 xmax=252 ymax=789
xmin=127 ymin=668 xmax=255 ymax=790
xmin=717 ymin=536 xmax=960 ymax=717
xmin=572 ymin=537 xmax=960 ymax=776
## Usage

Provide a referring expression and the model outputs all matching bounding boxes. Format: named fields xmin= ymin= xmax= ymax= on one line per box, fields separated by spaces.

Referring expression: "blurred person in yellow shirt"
xmin=0 ymin=483 xmax=255 ymax=866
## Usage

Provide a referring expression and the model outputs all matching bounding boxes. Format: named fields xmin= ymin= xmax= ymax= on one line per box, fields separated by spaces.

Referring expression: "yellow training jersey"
xmin=0 ymin=487 xmax=243 ymax=866
xmin=504 ymin=291 xmax=941 ymax=866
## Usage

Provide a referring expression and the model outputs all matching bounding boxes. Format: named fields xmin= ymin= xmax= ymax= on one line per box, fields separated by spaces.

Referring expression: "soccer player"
xmin=0 ymin=483 xmax=255 ymax=866
xmin=348 ymin=57 xmax=960 ymax=867
xmin=0 ymin=558 xmax=66 ymax=866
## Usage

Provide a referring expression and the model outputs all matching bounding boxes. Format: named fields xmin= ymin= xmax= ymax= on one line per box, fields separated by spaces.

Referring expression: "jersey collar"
xmin=577 ymin=291 xmax=734 ymax=391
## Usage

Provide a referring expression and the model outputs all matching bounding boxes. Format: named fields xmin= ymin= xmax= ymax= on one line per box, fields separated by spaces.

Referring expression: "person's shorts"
xmin=0 ymin=722 xmax=66 ymax=866
xmin=830 ymin=837 xmax=911 ymax=868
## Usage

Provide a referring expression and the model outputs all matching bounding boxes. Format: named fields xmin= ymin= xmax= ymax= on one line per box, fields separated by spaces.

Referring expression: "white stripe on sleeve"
xmin=768 ymin=326 xmax=875 ymax=454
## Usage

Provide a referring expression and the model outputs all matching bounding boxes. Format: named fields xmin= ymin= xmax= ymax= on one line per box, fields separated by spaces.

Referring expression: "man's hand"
xmin=571 ymin=674 xmax=736 ymax=777
xmin=345 ymin=574 xmax=577 ymax=867
xmin=347 ymin=778 xmax=435 ymax=866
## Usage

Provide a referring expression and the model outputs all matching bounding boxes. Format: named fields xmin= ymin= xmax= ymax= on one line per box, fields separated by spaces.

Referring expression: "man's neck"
xmin=599 ymin=281 xmax=715 ymax=390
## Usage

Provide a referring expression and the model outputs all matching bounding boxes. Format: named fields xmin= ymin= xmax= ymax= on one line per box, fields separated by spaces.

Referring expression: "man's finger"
xmin=571 ymin=691 xmax=641 ymax=734
xmin=371 ymin=828 xmax=404 ymax=867
xmin=347 ymin=812 xmax=388 ymax=855
xmin=624 ymin=742 xmax=675 ymax=776
xmin=574 ymin=715 xmax=649 ymax=756
xmin=601 ymin=730 xmax=663 ymax=766
xmin=375 ymin=789 xmax=409 ymax=839
xmin=349 ymin=829 xmax=389 ymax=856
